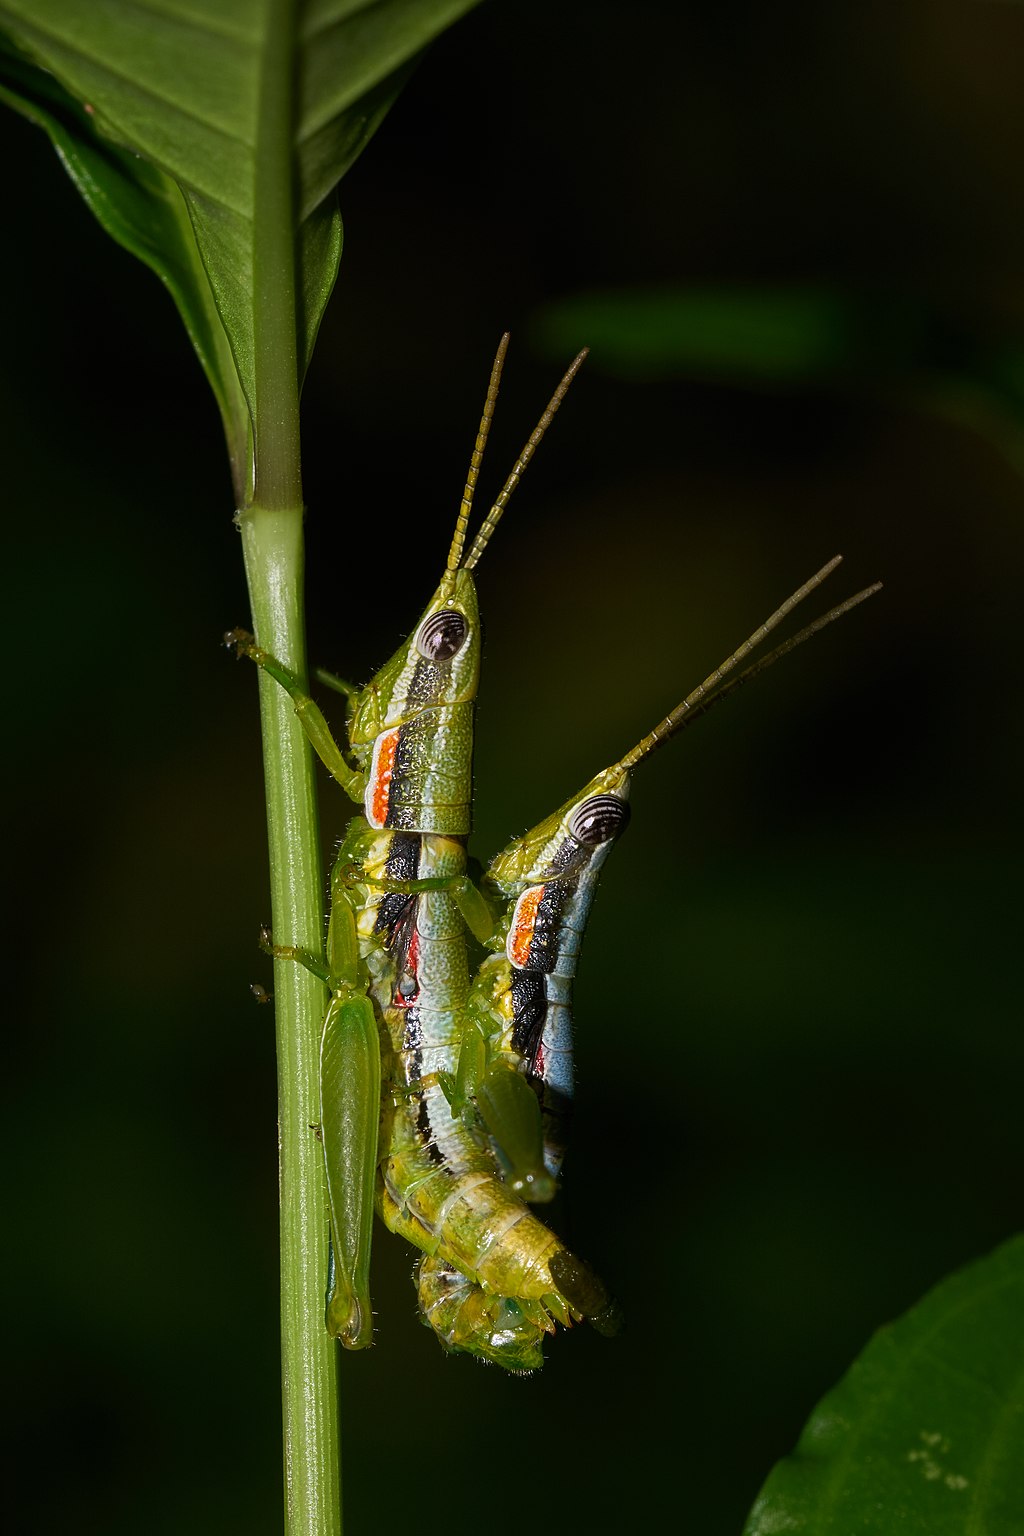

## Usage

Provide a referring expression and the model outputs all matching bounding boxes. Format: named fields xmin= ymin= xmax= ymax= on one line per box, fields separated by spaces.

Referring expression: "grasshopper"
xmin=232 ymin=339 xmax=880 ymax=1371
xmin=228 ymin=338 xmax=619 ymax=1368
xmin=422 ymin=560 xmax=879 ymax=1366
xmin=455 ymin=558 xmax=881 ymax=1186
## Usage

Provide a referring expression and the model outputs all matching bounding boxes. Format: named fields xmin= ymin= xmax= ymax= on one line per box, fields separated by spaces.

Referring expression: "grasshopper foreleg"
xmin=225 ymin=629 xmax=364 ymax=804
xmin=258 ymin=924 xmax=331 ymax=984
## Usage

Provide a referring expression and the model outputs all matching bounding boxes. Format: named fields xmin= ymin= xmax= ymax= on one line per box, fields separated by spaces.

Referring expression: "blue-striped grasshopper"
xmin=450 ymin=558 xmax=881 ymax=1192
xmin=422 ymin=559 xmax=880 ymax=1365
xmin=227 ymin=337 xmax=620 ymax=1366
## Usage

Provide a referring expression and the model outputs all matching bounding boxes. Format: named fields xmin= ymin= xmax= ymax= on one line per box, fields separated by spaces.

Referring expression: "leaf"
xmin=743 ymin=1236 xmax=1024 ymax=1536
xmin=0 ymin=0 xmax=482 ymax=498
xmin=535 ymin=286 xmax=1024 ymax=484
xmin=0 ymin=33 xmax=252 ymax=489
xmin=534 ymin=286 xmax=928 ymax=384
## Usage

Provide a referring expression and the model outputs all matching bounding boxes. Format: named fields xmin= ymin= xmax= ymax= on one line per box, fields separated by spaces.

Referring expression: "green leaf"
xmin=535 ymin=284 xmax=1024 ymax=486
xmin=0 ymin=0 xmax=482 ymax=500
xmin=0 ymin=33 xmax=253 ymax=492
xmin=534 ymin=286 xmax=883 ymax=383
xmin=744 ymin=1236 xmax=1024 ymax=1536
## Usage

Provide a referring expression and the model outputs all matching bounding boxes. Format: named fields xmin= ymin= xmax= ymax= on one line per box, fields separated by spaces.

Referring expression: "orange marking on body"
xmin=368 ymin=728 xmax=400 ymax=828
xmin=509 ymin=885 xmax=545 ymax=968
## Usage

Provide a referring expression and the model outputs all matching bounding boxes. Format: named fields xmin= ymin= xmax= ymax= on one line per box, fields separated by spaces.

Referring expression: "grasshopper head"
xmin=346 ymin=567 xmax=481 ymax=751
xmin=488 ymin=764 xmax=633 ymax=891
xmin=346 ymin=336 xmax=588 ymax=836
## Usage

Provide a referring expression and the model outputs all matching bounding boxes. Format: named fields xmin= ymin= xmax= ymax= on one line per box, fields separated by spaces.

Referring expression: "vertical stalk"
xmin=240 ymin=507 xmax=341 ymax=1536
xmin=242 ymin=1 xmax=342 ymax=1532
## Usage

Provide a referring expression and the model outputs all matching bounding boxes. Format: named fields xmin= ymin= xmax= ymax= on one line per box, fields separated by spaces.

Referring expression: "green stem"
xmin=240 ymin=1 xmax=341 ymax=1531
xmin=240 ymin=507 xmax=341 ymax=1536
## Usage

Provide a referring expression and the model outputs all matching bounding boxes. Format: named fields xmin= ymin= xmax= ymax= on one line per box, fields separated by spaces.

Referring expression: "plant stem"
xmin=242 ymin=1 xmax=341 ymax=1531
xmin=240 ymin=506 xmax=341 ymax=1536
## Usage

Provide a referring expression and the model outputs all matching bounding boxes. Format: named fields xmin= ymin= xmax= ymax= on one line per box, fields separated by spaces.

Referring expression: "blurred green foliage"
xmin=3 ymin=2 xmax=1023 ymax=1533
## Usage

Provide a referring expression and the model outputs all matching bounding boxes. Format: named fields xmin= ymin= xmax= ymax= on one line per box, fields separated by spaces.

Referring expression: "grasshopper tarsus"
xmin=223 ymin=625 xmax=255 ymax=656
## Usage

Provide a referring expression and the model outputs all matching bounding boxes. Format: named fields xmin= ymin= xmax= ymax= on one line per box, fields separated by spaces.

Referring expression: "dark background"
xmin=4 ymin=3 xmax=1022 ymax=1532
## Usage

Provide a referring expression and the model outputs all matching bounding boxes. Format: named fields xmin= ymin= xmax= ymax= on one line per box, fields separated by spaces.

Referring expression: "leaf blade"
xmin=0 ymin=34 xmax=253 ymax=483
xmin=0 ymin=0 xmax=483 ymax=492
xmin=744 ymin=1236 xmax=1024 ymax=1536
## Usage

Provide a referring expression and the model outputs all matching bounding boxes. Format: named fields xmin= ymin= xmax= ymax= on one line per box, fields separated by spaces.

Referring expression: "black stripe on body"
xmin=382 ymin=657 xmax=451 ymax=830
xmin=510 ymin=969 xmax=546 ymax=1060
xmin=511 ymin=971 xmax=574 ymax=1164
xmin=545 ymin=837 xmax=585 ymax=877
xmin=402 ymin=1005 xmax=424 ymax=1052
xmin=406 ymin=656 xmax=450 ymax=709
xmin=415 ymin=1087 xmax=445 ymax=1166
xmin=374 ymin=832 xmax=423 ymax=1008
xmin=385 ymin=726 xmax=418 ymax=827
xmin=522 ymin=880 xmax=572 ymax=973
xmin=374 ymin=833 xmax=420 ymax=951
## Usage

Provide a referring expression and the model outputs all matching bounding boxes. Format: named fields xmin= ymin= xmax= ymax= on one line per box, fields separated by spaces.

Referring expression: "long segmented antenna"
xmin=618 ymin=557 xmax=880 ymax=770
xmin=444 ymin=332 xmax=510 ymax=581
xmin=463 ymin=348 xmax=589 ymax=572
xmin=640 ymin=580 xmax=883 ymax=744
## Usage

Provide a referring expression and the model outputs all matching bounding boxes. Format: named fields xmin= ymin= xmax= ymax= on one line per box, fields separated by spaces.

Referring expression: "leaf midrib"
xmin=249 ymin=0 xmax=301 ymax=509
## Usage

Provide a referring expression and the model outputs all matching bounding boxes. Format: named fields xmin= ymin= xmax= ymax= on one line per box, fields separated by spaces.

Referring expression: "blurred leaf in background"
xmin=536 ymin=284 xmax=1024 ymax=480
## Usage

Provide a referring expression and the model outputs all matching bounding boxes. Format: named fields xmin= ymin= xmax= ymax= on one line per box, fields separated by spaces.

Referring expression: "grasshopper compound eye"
xmin=416 ymin=609 xmax=469 ymax=661
xmin=569 ymin=794 xmax=631 ymax=845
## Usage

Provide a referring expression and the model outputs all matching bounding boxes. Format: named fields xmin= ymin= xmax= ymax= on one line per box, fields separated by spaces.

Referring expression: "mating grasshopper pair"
xmin=230 ymin=336 xmax=879 ymax=1371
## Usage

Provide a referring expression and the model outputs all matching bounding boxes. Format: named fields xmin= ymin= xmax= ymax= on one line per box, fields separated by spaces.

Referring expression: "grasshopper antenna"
xmin=671 ymin=580 xmax=883 ymax=732
xmin=618 ymin=558 xmax=882 ymax=769
xmin=444 ymin=332 xmax=509 ymax=585
xmin=463 ymin=347 xmax=589 ymax=572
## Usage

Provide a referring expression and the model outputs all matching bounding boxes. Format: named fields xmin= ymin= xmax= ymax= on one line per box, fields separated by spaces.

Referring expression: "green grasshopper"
xmin=422 ymin=559 xmax=879 ymax=1365
xmin=228 ymin=338 xmax=620 ymax=1368
xmin=454 ymin=558 xmax=880 ymax=1185
xmin=232 ymin=338 xmax=879 ymax=1372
